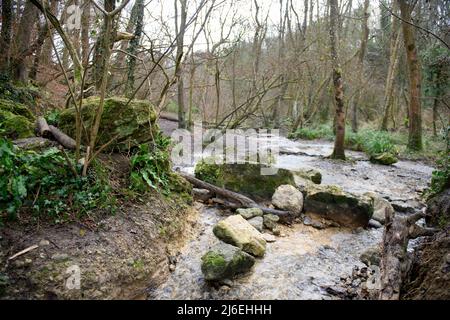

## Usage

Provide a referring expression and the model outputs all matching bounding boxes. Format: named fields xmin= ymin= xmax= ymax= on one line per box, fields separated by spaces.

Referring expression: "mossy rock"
xmin=370 ymin=152 xmax=398 ymax=165
xmin=195 ymin=159 xmax=296 ymax=199
xmin=0 ymin=99 xmax=35 ymax=139
xmin=304 ymin=184 xmax=374 ymax=228
xmin=213 ymin=215 xmax=266 ymax=257
xmin=201 ymin=243 xmax=255 ymax=281
xmin=58 ymin=96 xmax=158 ymax=151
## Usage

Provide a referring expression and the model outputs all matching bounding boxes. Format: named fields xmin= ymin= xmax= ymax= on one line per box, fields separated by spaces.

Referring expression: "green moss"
xmin=195 ymin=159 xmax=296 ymax=198
xmin=0 ymin=110 xmax=34 ymax=139
xmin=0 ymin=98 xmax=35 ymax=139
xmin=370 ymin=152 xmax=398 ymax=165
xmin=58 ymin=96 xmax=158 ymax=151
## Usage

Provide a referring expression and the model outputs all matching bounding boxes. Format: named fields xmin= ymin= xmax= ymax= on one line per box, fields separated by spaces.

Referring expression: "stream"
xmin=150 ymin=135 xmax=434 ymax=300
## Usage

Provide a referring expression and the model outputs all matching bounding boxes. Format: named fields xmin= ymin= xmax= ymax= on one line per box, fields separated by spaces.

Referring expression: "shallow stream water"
xmin=150 ymin=135 xmax=433 ymax=300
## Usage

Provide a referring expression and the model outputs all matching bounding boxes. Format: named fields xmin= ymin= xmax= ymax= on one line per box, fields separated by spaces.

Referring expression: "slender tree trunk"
xmin=0 ymin=0 xmax=14 ymax=75
xmin=381 ymin=1 xmax=401 ymax=131
xmin=351 ymin=0 xmax=370 ymax=133
xmin=93 ymin=0 xmax=116 ymax=91
xmin=81 ymin=0 xmax=91 ymax=66
xmin=398 ymin=0 xmax=422 ymax=151
xmin=329 ymin=0 xmax=346 ymax=160
xmin=125 ymin=0 xmax=144 ymax=96
xmin=175 ymin=0 xmax=187 ymax=129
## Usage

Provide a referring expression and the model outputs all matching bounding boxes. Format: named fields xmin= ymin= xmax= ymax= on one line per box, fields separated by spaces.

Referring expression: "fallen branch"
xmin=36 ymin=117 xmax=51 ymax=138
xmin=379 ymin=209 xmax=438 ymax=300
xmin=8 ymin=245 xmax=39 ymax=261
xmin=179 ymin=172 xmax=292 ymax=220
xmin=49 ymin=125 xmax=76 ymax=149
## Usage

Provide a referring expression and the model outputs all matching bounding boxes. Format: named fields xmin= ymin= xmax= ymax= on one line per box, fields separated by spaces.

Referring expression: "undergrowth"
xmin=0 ymin=139 xmax=115 ymax=226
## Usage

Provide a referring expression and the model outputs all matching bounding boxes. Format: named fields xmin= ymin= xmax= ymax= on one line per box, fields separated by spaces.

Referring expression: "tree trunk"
xmin=351 ymin=0 xmax=370 ymax=133
xmin=175 ymin=0 xmax=187 ymax=129
xmin=329 ymin=0 xmax=346 ymax=160
xmin=81 ymin=0 xmax=91 ymax=66
xmin=0 ymin=0 xmax=14 ymax=74
xmin=398 ymin=0 xmax=422 ymax=151
xmin=11 ymin=1 xmax=38 ymax=82
xmin=381 ymin=1 xmax=401 ymax=131
xmin=93 ymin=0 xmax=116 ymax=91
xmin=125 ymin=0 xmax=144 ymax=96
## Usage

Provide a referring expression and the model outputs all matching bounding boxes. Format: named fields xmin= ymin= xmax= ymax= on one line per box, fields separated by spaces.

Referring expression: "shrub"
xmin=289 ymin=124 xmax=334 ymax=140
xmin=130 ymin=133 xmax=172 ymax=193
xmin=0 ymin=139 xmax=115 ymax=225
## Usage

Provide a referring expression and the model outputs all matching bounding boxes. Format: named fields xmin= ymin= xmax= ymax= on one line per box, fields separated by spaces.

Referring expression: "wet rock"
xmin=262 ymin=233 xmax=276 ymax=243
xmin=364 ymin=192 xmax=394 ymax=224
xmin=303 ymin=215 xmax=326 ymax=229
xmin=194 ymin=160 xmax=297 ymax=198
xmin=236 ymin=208 xmax=263 ymax=219
xmin=39 ymin=239 xmax=50 ymax=247
xmin=303 ymin=185 xmax=374 ymax=228
xmin=391 ymin=199 xmax=423 ymax=214
xmin=263 ymin=214 xmax=280 ymax=231
xmin=247 ymin=216 xmax=263 ymax=232
xmin=360 ymin=246 xmax=381 ymax=267
xmin=213 ymin=215 xmax=266 ymax=257
xmin=292 ymin=168 xmax=322 ymax=184
xmin=272 ymin=184 xmax=304 ymax=215
xmin=201 ymin=243 xmax=255 ymax=281
xmin=369 ymin=152 xmax=398 ymax=165
xmin=192 ymin=188 xmax=211 ymax=202
xmin=368 ymin=219 xmax=383 ymax=229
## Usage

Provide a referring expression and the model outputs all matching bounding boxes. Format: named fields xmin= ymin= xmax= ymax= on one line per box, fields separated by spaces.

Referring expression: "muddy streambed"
xmin=150 ymin=137 xmax=434 ymax=300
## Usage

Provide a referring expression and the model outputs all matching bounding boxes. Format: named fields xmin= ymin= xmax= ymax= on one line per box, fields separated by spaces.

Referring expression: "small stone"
xmin=169 ymin=264 xmax=176 ymax=272
xmin=236 ymin=208 xmax=263 ymax=219
xmin=247 ymin=216 xmax=263 ymax=232
xmin=368 ymin=219 xmax=383 ymax=228
xmin=39 ymin=240 xmax=50 ymax=247
xmin=272 ymin=227 xmax=281 ymax=236
xmin=263 ymin=214 xmax=280 ymax=231
xmin=24 ymin=258 xmax=32 ymax=266
xmin=262 ymin=233 xmax=276 ymax=242
xmin=51 ymin=253 xmax=69 ymax=261
xmin=193 ymin=188 xmax=211 ymax=202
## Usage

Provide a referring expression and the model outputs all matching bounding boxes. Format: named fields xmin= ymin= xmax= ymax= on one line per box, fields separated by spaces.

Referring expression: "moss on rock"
xmin=0 ymin=99 xmax=35 ymax=139
xmin=195 ymin=159 xmax=296 ymax=199
xmin=201 ymin=243 xmax=255 ymax=281
xmin=304 ymin=185 xmax=374 ymax=228
xmin=370 ymin=152 xmax=398 ymax=165
xmin=58 ymin=96 xmax=158 ymax=151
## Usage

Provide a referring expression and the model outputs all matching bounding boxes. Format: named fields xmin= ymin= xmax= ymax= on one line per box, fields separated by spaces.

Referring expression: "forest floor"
xmin=0 ymin=154 xmax=199 ymax=299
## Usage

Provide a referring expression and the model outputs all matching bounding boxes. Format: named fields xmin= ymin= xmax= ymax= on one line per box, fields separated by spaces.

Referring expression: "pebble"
xmin=262 ymin=233 xmax=276 ymax=243
xmin=169 ymin=264 xmax=176 ymax=272
xmin=51 ymin=253 xmax=69 ymax=261
xmin=39 ymin=240 xmax=50 ymax=246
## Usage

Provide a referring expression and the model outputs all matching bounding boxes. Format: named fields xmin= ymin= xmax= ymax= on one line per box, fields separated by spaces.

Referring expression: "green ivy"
xmin=0 ymin=139 xmax=115 ymax=225
xmin=130 ymin=133 xmax=172 ymax=193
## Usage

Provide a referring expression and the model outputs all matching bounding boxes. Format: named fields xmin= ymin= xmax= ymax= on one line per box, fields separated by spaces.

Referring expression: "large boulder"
xmin=303 ymin=184 xmax=373 ymax=228
xmin=201 ymin=242 xmax=255 ymax=281
xmin=0 ymin=99 xmax=35 ymax=139
xmin=58 ymin=96 xmax=158 ymax=151
xmin=195 ymin=160 xmax=296 ymax=199
xmin=370 ymin=152 xmax=398 ymax=165
xmin=364 ymin=192 xmax=395 ymax=224
xmin=213 ymin=215 xmax=266 ymax=257
xmin=272 ymin=184 xmax=304 ymax=215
